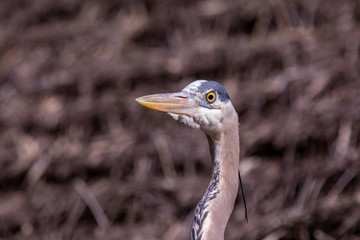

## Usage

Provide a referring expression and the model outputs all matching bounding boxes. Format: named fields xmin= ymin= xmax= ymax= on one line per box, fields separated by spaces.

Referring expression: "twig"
xmin=153 ymin=130 xmax=177 ymax=180
xmin=73 ymin=178 xmax=110 ymax=229
xmin=25 ymin=155 xmax=49 ymax=187
xmin=332 ymin=120 xmax=352 ymax=163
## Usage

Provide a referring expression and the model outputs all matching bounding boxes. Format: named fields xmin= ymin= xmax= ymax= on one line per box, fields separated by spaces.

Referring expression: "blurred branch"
xmin=153 ymin=130 xmax=177 ymax=181
xmin=73 ymin=178 xmax=110 ymax=229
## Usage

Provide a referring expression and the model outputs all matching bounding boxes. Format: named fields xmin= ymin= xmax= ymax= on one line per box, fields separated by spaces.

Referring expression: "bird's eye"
xmin=206 ymin=91 xmax=216 ymax=103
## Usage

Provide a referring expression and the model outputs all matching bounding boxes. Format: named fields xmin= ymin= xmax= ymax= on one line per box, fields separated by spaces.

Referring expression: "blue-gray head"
xmin=136 ymin=80 xmax=236 ymax=137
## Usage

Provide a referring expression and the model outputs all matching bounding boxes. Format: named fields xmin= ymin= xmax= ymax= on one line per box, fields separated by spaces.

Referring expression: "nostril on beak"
xmin=176 ymin=95 xmax=187 ymax=99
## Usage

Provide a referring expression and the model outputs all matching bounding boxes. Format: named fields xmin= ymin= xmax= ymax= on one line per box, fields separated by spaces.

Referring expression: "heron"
xmin=136 ymin=80 xmax=247 ymax=240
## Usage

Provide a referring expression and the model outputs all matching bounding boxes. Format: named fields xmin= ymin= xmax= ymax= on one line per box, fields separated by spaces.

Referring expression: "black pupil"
xmin=208 ymin=94 xmax=214 ymax=100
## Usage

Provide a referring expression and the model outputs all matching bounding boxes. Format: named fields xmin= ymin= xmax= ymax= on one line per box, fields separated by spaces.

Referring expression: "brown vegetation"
xmin=0 ymin=0 xmax=359 ymax=239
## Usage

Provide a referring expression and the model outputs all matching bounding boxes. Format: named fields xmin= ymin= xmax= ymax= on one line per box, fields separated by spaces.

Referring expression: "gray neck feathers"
xmin=191 ymin=106 xmax=240 ymax=240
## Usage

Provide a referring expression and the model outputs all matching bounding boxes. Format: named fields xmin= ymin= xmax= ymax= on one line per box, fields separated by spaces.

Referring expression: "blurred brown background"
xmin=0 ymin=0 xmax=360 ymax=239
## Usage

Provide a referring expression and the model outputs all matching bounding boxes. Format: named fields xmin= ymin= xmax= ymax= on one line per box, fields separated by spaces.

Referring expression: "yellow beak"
xmin=136 ymin=92 xmax=198 ymax=116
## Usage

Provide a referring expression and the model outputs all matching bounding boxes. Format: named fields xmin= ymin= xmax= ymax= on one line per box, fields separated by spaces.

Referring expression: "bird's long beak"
xmin=136 ymin=92 xmax=197 ymax=116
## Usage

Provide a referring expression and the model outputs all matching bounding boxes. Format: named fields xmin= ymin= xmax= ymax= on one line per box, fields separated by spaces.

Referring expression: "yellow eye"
xmin=206 ymin=91 xmax=216 ymax=103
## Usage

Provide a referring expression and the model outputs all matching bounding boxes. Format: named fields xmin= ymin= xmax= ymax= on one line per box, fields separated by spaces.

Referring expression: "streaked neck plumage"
xmin=191 ymin=105 xmax=240 ymax=240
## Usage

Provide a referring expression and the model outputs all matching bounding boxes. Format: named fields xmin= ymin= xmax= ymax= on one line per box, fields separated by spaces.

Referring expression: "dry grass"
xmin=0 ymin=0 xmax=359 ymax=239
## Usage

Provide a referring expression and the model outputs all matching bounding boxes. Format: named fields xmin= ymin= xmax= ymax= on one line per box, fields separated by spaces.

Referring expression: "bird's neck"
xmin=191 ymin=113 xmax=240 ymax=240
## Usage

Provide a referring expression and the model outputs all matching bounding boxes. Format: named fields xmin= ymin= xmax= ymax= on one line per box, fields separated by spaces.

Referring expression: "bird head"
xmin=136 ymin=80 xmax=235 ymax=137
